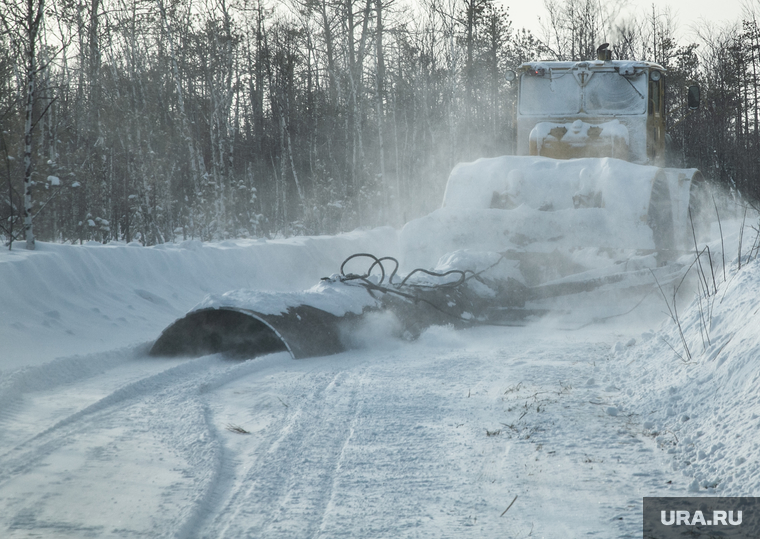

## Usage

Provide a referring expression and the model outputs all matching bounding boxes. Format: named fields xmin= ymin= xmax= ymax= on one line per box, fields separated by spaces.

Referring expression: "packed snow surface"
xmin=1 ymin=155 xmax=758 ymax=537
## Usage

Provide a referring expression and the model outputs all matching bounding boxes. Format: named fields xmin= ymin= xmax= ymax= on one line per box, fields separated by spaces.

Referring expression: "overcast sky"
xmin=501 ymin=0 xmax=746 ymax=41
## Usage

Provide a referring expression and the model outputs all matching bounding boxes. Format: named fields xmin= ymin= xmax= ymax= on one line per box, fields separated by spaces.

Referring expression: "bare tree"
xmin=1 ymin=0 xmax=48 ymax=249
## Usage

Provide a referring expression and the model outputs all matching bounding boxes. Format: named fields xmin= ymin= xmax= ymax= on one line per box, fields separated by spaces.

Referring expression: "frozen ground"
xmin=2 ymin=156 xmax=759 ymax=537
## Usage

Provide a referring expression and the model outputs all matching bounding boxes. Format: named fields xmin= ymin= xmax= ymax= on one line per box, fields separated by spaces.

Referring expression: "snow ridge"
xmin=615 ymin=256 xmax=760 ymax=496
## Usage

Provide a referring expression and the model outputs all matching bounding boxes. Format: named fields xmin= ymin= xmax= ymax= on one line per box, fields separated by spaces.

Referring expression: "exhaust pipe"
xmin=596 ymin=43 xmax=612 ymax=61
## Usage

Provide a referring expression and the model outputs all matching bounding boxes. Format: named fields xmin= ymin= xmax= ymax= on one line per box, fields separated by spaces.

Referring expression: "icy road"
xmin=2 ymin=223 xmax=759 ymax=538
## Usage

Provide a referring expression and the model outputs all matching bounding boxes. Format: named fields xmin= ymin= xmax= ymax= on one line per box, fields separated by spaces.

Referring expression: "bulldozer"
xmin=151 ymin=47 xmax=712 ymax=360
xmin=402 ymin=46 xmax=706 ymax=276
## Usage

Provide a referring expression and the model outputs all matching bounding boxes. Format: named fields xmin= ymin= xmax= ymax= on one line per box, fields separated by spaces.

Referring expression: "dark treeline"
xmin=0 ymin=0 xmax=758 ymax=248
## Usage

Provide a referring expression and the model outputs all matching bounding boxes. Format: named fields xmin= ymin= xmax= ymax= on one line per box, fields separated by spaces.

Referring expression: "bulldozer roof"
xmin=518 ymin=60 xmax=666 ymax=73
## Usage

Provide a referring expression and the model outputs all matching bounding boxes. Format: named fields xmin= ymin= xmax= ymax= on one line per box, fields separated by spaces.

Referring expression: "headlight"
xmin=650 ymin=70 xmax=662 ymax=81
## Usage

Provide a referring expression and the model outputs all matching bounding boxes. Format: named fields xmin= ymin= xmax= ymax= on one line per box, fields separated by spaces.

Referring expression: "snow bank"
xmin=0 ymin=228 xmax=398 ymax=370
xmin=612 ymin=253 xmax=760 ymax=495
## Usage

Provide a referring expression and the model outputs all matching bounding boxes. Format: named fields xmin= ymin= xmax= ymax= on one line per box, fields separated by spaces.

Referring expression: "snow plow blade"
xmin=401 ymin=156 xmax=706 ymax=273
xmin=149 ymin=305 xmax=355 ymax=359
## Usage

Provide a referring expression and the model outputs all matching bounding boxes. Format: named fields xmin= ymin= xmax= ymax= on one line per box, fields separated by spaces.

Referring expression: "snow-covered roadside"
xmin=0 ymin=227 xmax=398 ymax=370
xmin=613 ymin=254 xmax=760 ymax=497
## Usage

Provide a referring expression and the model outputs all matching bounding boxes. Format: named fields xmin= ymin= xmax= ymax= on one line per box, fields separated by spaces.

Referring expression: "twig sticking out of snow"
xmin=650 ymin=269 xmax=692 ymax=362
xmin=225 ymin=423 xmax=251 ymax=434
xmin=500 ymin=495 xmax=518 ymax=517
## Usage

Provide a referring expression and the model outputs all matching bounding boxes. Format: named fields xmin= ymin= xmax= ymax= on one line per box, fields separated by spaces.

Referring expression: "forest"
xmin=1 ymin=0 xmax=759 ymax=248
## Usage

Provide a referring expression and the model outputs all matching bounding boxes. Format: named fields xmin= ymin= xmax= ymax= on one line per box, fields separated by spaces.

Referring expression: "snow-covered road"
xmin=0 ymin=321 xmax=680 ymax=538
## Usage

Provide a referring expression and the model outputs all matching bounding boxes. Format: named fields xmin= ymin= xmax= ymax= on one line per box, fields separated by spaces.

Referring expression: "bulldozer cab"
xmin=512 ymin=60 xmax=666 ymax=166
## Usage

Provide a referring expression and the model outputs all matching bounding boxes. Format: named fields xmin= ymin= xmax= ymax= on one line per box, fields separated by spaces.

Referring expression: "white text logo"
xmin=661 ymin=510 xmax=742 ymax=526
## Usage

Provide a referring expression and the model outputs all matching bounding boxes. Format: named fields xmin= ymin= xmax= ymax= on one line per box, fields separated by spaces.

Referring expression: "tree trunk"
xmin=376 ymin=0 xmax=388 ymax=217
xmin=22 ymin=0 xmax=46 ymax=250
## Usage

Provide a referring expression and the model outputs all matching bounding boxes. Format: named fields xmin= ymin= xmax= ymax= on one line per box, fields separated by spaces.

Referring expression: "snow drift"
xmin=613 ymin=249 xmax=760 ymax=496
xmin=0 ymin=228 xmax=398 ymax=370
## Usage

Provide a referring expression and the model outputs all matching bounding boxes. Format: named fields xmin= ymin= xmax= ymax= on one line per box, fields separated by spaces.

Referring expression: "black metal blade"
xmin=150 ymin=305 xmax=357 ymax=359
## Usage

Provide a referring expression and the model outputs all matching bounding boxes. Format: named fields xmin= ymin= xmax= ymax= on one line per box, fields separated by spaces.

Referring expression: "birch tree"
xmin=1 ymin=0 xmax=48 ymax=249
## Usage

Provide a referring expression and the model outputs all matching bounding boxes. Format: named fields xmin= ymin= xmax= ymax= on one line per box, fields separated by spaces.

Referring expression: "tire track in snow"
xmin=171 ymin=351 xmax=294 ymax=539
xmin=0 ymin=344 xmax=151 ymax=437
xmin=193 ymin=333 xmax=681 ymax=538
xmin=0 ymin=353 xmax=220 ymax=466
xmin=314 ymin=410 xmax=360 ymax=538
xmin=198 ymin=361 xmax=370 ymax=539
xmin=0 ymin=350 xmax=290 ymax=538
xmin=200 ymin=349 xmax=488 ymax=538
